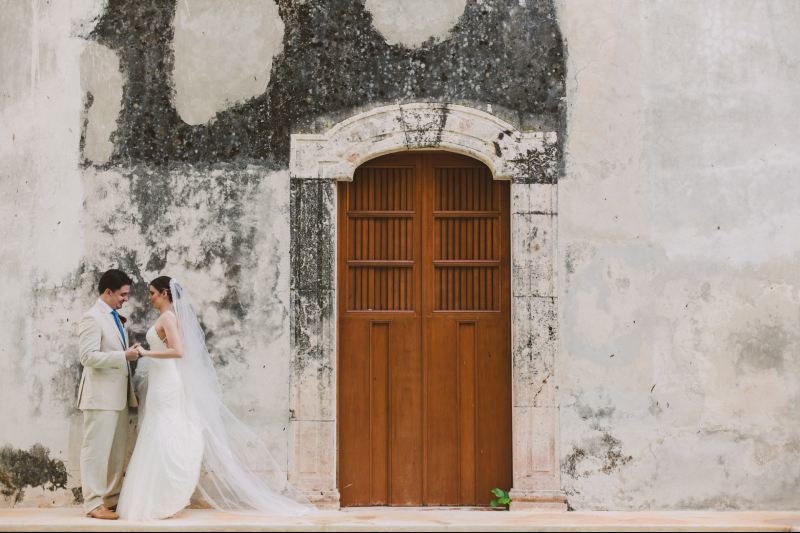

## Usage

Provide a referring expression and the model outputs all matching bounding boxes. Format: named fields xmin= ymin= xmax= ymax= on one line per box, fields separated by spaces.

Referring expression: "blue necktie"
xmin=111 ymin=309 xmax=127 ymax=349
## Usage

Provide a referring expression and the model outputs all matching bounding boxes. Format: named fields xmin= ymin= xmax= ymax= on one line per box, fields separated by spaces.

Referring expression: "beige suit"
xmin=77 ymin=299 xmax=138 ymax=513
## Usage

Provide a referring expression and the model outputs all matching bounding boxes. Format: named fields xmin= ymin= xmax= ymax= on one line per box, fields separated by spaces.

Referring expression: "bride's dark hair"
xmin=149 ymin=275 xmax=173 ymax=302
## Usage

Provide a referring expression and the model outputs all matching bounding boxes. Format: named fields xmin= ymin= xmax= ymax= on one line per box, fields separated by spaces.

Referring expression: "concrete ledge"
xmin=301 ymin=489 xmax=341 ymax=510
xmin=2 ymin=508 xmax=800 ymax=532
xmin=508 ymin=489 xmax=568 ymax=512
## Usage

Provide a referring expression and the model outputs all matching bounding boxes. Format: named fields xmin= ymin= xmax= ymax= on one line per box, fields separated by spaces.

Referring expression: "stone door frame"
xmin=288 ymin=103 xmax=566 ymax=510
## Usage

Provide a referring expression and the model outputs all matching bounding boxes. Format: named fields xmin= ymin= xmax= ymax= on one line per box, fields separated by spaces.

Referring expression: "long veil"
xmin=170 ymin=280 xmax=313 ymax=515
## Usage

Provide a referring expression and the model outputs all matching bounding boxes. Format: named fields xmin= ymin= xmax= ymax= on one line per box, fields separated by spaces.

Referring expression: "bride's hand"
xmin=136 ymin=346 xmax=149 ymax=357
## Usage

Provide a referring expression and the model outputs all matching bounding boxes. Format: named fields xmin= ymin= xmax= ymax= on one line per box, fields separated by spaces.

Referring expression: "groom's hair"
xmin=98 ymin=269 xmax=133 ymax=294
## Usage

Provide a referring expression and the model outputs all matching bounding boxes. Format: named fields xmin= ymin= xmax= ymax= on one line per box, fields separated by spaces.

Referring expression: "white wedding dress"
xmin=117 ymin=280 xmax=313 ymax=521
xmin=117 ymin=325 xmax=204 ymax=520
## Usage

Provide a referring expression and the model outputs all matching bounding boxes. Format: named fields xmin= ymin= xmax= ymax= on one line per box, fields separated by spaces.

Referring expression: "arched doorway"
xmin=337 ymin=151 xmax=512 ymax=506
xmin=289 ymin=103 xmax=565 ymax=510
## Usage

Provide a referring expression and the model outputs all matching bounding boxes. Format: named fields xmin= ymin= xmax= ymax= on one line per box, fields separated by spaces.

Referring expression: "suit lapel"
xmin=94 ymin=302 xmax=126 ymax=350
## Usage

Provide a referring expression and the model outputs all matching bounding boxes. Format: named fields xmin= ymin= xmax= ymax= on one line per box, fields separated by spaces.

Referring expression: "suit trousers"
xmin=80 ymin=407 xmax=129 ymax=513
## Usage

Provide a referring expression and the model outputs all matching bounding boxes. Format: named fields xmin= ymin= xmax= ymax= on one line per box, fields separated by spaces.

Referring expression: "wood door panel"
xmin=339 ymin=152 xmax=511 ymax=507
xmin=389 ymin=318 xmax=423 ymax=505
xmin=475 ymin=318 xmax=512 ymax=504
xmin=339 ymin=315 xmax=422 ymax=505
xmin=338 ymin=317 xmax=371 ymax=505
xmin=424 ymin=319 xmax=460 ymax=505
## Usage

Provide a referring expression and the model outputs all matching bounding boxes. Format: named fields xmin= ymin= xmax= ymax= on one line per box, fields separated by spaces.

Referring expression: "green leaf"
xmin=490 ymin=500 xmax=498 ymax=508
xmin=491 ymin=487 xmax=505 ymax=498
xmin=500 ymin=496 xmax=511 ymax=505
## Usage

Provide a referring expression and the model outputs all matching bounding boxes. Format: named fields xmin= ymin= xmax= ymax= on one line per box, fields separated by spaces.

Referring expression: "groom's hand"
xmin=125 ymin=345 xmax=140 ymax=361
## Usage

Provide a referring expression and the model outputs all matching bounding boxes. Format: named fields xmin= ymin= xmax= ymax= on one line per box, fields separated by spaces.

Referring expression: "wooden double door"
xmin=337 ymin=152 xmax=512 ymax=507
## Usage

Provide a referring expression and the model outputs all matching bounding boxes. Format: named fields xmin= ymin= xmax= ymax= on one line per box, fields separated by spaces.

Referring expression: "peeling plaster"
xmin=79 ymin=42 xmax=122 ymax=165
xmin=364 ymin=0 xmax=467 ymax=48
xmin=172 ymin=0 xmax=284 ymax=125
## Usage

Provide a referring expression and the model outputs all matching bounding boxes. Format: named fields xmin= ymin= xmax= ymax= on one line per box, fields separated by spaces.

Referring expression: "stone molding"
xmin=290 ymin=103 xmax=556 ymax=182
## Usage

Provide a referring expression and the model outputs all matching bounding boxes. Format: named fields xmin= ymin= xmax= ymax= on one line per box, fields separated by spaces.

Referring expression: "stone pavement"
xmin=2 ymin=508 xmax=800 ymax=532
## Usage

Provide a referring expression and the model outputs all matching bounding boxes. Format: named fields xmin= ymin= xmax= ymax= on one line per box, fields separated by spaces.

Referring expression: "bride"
xmin=116 ymin=276 xmax=313 ymax=520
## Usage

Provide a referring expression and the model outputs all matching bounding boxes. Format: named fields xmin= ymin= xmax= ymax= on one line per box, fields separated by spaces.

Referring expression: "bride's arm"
xmin=138 ymin=313 xmax=183 ymax=359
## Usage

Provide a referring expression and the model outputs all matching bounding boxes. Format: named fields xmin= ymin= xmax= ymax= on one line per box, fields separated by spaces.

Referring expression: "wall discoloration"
xmin=563 ymin=432 xmax=632 ymax=480
xmin=510 ymin=140 xmax=560 ymax=184
xmin=289 ymin=178 xmax=336 ymax=379
xmin=733 ymin=323 xmax=790 ymax=373
xmin=89 ymin=0 xmax=565 ymax=165
xmin=562 ymin=392 xmax=632 ymax=485
xmin=0 ymin=445 xmax=68 ymax=506
xmin=80 ymin=42 xmax=123 ymax=165
xmin=172 ymin=0 xmax=285 ymax=126
xmin=397 ymin=104 xmax=449 ymax=149
xmin=80 ymin=164 xmax=289 ymax=370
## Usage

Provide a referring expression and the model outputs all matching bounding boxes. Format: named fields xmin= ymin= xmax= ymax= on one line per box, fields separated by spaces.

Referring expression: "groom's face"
xmin=107 ymin=285 xmax=130 ymax=310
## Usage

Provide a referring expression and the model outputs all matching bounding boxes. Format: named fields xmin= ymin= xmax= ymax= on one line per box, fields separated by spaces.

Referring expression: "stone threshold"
xmin=1 ymin=508 xmax=800 ymax=532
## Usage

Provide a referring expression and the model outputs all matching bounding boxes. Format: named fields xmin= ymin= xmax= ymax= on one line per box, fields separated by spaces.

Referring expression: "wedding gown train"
xmin=117 ymin=279 xmax=313 ymax=520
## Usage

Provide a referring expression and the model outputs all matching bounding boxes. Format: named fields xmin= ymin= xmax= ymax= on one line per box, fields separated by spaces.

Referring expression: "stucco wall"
xmin=1 ymin=0 xmax=799 ymax=510
xmin=557 ymin=0 xmax=800 ymax=509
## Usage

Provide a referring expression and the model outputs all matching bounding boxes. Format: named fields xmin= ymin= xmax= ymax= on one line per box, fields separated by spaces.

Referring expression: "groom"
xmin=77 ymin=269 xmax=140 ymax=520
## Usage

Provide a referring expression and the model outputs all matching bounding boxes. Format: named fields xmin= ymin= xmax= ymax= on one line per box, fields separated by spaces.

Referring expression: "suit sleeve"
xmin=79 ymin=314 xmax=126 ymax=369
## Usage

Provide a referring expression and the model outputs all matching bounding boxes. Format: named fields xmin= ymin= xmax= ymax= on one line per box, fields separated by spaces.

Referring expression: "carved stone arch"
xmin=290 ymin=103 xmax=558 ymax=182
xmin=288 ymin=103 xmax=566 ymax=510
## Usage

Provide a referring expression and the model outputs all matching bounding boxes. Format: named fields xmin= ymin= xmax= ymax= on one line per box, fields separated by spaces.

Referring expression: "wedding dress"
xmin=117 ymin=280 xmax=313 ymax=520
xmin=116 ymin=326 xmax=203 ymax=519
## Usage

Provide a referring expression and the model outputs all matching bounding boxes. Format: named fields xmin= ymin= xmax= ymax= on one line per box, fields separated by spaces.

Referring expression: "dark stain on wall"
xmin=562 ymin=447 xmax=588 ymax=479
xmin=122 ymin=164 xmax=263 ymax=324
xmin=289 ymin=178 xmax=335 ymax=376
xmin=398 ymin=104 xmax=450 ymax=148
xmin=510 ymin=141 xmax=560 ymax=184
xmin=85 ymin=163 xmax=270 ymax=366
xmin=563 ymin=432 xmax=633 ymax=479
xmin=675 ymin=494 xmax=753 ymax=511
xmin=0 ymin=444 xmax=68 ymax=505
xmin=733 ymin=323 xmax=790 ymax=373
xmin=50 ymin=359 xmax=83 ymax=416
xmin=78 ymin=91 xmax=94 ymax=166
xmin=89 ymin=0 xmax=565 ymax=167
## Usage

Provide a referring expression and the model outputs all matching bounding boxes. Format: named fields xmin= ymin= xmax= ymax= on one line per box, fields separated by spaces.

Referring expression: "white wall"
xmin=557 ymin=0 xmax=800 ymax=509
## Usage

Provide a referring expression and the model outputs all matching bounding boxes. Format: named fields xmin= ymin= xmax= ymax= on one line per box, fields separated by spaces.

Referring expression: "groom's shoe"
xmin=87 ymin=505 xmax=119 ymax=520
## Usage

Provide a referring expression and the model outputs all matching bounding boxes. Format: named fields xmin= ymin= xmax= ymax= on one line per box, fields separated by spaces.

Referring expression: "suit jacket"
xmin=77 ymin=299 xmax=138 ymax=410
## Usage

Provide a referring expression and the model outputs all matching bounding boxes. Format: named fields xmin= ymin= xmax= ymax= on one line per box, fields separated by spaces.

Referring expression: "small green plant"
xmin=490 ymin=487 xmax=511 ymax=509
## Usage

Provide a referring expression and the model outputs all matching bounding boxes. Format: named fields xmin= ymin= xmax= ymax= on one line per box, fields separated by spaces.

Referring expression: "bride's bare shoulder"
xmin=154 ymin=310 xmax=177 ymax=328
xmin=161 ymin=310 xmax=179 ymax=329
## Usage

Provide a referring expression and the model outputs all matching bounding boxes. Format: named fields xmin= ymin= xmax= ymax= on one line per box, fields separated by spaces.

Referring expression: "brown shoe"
xmin=87 ymin=505 xmax=119 ymax=520
xmin=107 ymin=504 xmax=117 ymax=512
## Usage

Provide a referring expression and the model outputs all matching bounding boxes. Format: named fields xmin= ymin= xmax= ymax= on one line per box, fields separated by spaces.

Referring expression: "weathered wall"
xmin=0 ymin=0 xmax=564 ymax=507
xmin=557 ymin=0 xmax=800 ymax=509
xmin=1 ymin=0 xmax=798 ymax=511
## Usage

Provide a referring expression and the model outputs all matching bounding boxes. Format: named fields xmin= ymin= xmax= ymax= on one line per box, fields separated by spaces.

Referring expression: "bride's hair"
xmin=149 ymin=275 xmax=173 ymax=302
